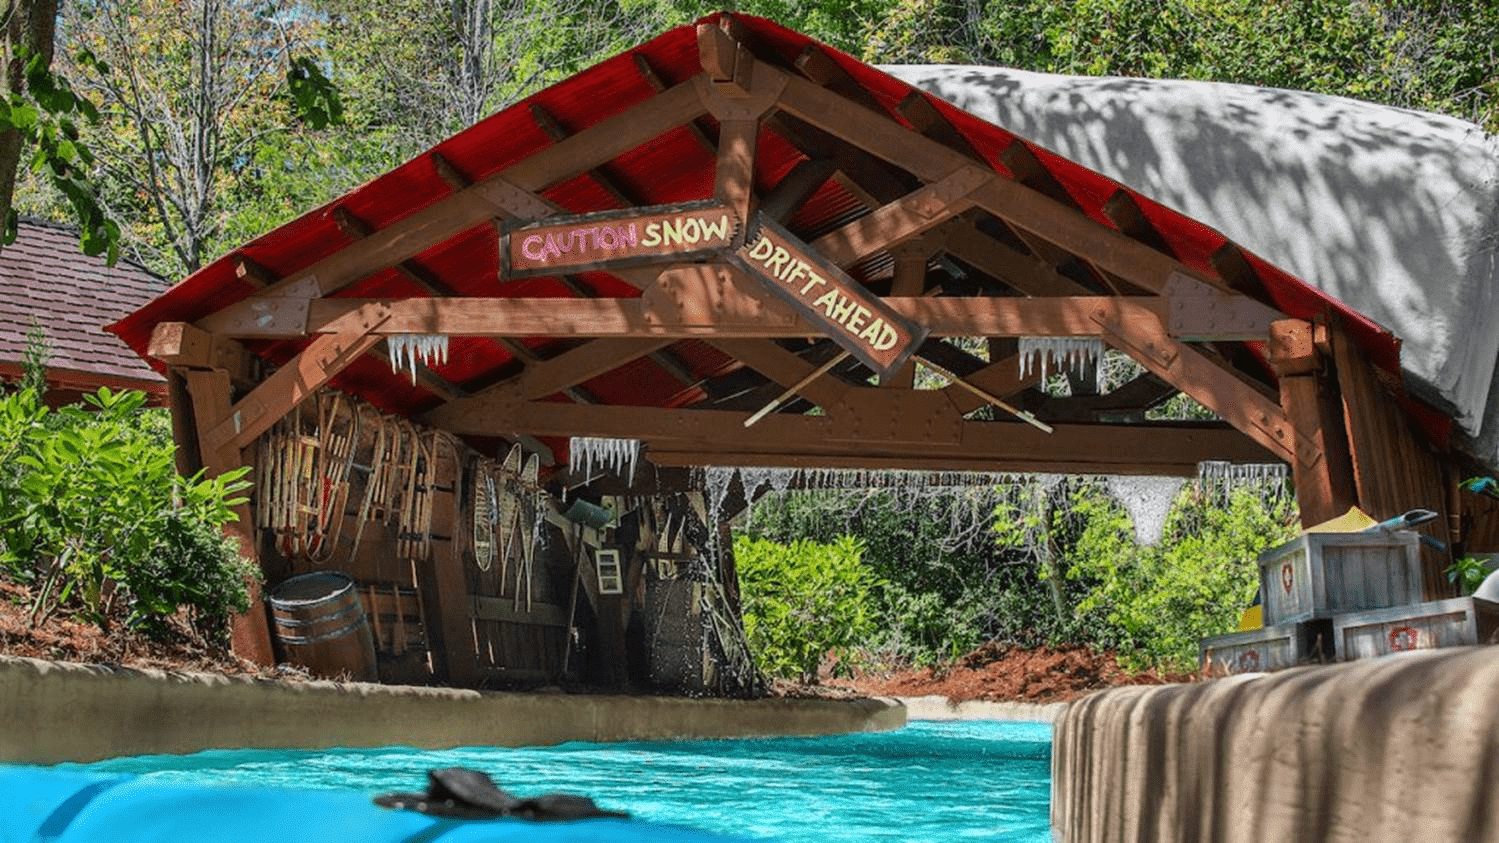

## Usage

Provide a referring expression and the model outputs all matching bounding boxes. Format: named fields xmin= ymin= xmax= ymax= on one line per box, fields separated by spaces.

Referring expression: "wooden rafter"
xmin=1095 ymin=302 xmax=1303 ymax=465
xmin=517 ymin=338 xmax=676 ymax=401
xmin=770 ymin=68 xmax=1240 ymax=298
xmin=235 ymin=77 xmax=710 ymax=303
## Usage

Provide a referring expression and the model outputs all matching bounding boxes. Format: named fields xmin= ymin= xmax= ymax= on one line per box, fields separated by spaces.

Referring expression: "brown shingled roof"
xmin=0 ymin=218 xmax=167 ymax=393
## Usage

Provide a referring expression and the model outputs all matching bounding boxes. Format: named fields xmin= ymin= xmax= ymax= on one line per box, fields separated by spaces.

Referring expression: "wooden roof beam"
xmin=529 ymin=103 xmax=636 ymax=208
xmin=429 ymin=151 xmax=471 ymax=192
xmin=235 ymin=76 xmax=710 ymax=302
xmin=203 ymin=303 xmax=392 ymax=454
xmin=233 ymin=254 xmax=275 ymax=289
xmin=707 ymin=338 xmax=851 ymax=409
xmin=936 ymin=219 xmax=1092 ymax=297
xmin=1095 ymin=301 xmax=1303 ymax=465
xmin=1103 ymin=190 xmax=1177 ymax=259
xmin=518 ymin=338 xmax=676 ymax=401
xmin=771 ymin=69 xmax=1245 ymax=298
xmin=760 ymin=157 xmax=837 ymax=223
xmin=810 ymin=164 xmax=992 ymax=267
xmin=427 ymin=397 xmax=1272 ymax=475
xmin=215 ymin=294 xmax=1166 ymax=340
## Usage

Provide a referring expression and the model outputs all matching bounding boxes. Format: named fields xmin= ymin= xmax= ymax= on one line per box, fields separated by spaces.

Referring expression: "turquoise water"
xmin=71 ymin=720 xmax=1052 ymax=842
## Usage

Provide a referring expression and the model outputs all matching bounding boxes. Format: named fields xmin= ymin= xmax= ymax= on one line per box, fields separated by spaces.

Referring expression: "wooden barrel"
xmin=268 ymin=571 xmax=378 ymax=682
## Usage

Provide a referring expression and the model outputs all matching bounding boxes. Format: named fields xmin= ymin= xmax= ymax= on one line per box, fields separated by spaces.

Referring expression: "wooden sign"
xmin=502 ymin=201 xmax=740 ymax=277
xmin=731 ymin=215 xmax=927 ymax=377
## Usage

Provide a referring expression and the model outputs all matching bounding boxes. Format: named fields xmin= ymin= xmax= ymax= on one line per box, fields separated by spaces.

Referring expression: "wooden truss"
xmin=153 ymin=15 xmax=1465 ymax=665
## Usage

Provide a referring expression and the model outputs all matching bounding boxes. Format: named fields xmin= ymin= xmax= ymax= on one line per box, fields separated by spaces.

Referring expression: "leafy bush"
xmin=1061 ymin=484 xmax=1298 ymax=672
xmin=734 ymin=534 xmax=880 ymax=683
xmin=0 ymin=378 xmax=255 ymax=644
xmin=743 ymin=486 xmax=1057 ymax=667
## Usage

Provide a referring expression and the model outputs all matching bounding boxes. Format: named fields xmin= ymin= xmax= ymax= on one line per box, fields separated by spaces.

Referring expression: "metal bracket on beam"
xmin=1164 ymin=271 xmax=1285 ymax=341
xmin=475 ymin=174 xmax=559 ymax=221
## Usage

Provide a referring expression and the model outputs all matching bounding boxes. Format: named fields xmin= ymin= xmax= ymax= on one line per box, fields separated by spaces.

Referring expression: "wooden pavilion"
xmin=112 ymin=14 xmax=1492 ymax=693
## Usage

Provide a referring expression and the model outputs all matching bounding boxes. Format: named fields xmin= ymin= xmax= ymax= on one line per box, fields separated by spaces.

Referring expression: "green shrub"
xmin=1063 ymin=485 xmax=1297 ymax=672
xmin=0 ymin=378 xmax=254 ymax=644
xmin=734 ymin=534 xmax=880 ymax=683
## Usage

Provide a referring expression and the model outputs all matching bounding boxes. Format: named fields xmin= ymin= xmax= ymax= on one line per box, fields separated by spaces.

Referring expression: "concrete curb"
xmin=895 ymin=695 xmax=1066 ymax=723
xmin=0 ymin=656 xmax=906 ymax=765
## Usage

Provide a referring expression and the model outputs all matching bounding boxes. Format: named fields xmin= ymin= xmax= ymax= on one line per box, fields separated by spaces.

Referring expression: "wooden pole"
xmin=918 ymin=358 xmax=1054 ymax=433
xmin=742 ymin=350 xmax=849 ymax=427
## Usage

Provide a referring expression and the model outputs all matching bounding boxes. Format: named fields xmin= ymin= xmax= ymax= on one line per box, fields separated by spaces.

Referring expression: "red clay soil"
xmin=0 ymin=581 xmax=270 ymax=677
xmin=4 ymin=580 xmax=1189 ymax=702
xmin=845 ymin=641 xmax=1194 ymax=704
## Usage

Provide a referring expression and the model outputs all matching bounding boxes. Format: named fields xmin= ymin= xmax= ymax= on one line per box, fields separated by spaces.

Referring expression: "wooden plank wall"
xmin=1331 ymin=326 xmax=1456 ymax=599
xmin=255 ymin=392 xmax=575 ymax=688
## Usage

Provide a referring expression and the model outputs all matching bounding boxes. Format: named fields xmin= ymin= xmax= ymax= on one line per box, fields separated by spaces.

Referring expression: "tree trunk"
xmin=0 ymin=0 xmax=57 ymax=236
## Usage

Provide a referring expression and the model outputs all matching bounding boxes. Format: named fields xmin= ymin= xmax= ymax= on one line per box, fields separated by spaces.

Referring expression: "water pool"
xmin=69 ymin=720 xmax=1052 ymax=842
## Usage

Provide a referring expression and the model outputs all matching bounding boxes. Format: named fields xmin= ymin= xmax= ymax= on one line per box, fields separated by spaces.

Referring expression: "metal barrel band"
xmin=274 ymin=617 xmax=370 ymax=645
xmin=270 ymin=598 xmax=363 ymax=628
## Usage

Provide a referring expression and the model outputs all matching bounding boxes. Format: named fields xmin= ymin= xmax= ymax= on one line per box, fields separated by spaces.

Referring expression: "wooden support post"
xmin=1269 ymin=319 xmax=1356 ymax=527
xmin=424 ymin=452 xmax=477 ymax=687
xmin=882 ymin=246 xmax=927 ymax=388
xmin=715 ymin=118 xmax=759 ymax=228
xmin=181 ymin=368 xmax=275 ymax=666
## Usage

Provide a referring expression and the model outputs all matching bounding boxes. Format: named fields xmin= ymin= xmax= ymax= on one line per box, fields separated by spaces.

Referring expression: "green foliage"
xmin=743 ymin=486 xmax=1053 ymax=666
xmin=1 ymin=42 xmax=119 ymax=262
xmin=863 ymin=0 xmax=1497 ymax=132
xmin=286 ymin=56 xmax=345 ymax=131
xmin=0 ymin=345 xmax=254 ymax=643
xmin=1445 ymin=555 xmax=1491 ymax=596
xmin=734 ymin=534 xmax=880 ymax=683
xmin=1055 ymin=484 xmax=1298 ymax=672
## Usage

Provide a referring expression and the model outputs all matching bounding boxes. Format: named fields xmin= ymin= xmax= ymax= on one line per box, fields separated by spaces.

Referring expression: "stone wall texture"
xmin=0 ymin=656 xmax=904 ymax=764
xmin=1052 ymin=647 xmax=1499 ymax=842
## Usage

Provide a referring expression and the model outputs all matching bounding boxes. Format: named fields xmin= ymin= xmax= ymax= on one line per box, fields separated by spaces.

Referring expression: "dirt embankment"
xmin=5 ymin=581 xmax=1186 ymax=703
xmin=0 ymin=581 xmax=269 ymax=678
xmin=840 ymin=642 xmax=1193 ymax=704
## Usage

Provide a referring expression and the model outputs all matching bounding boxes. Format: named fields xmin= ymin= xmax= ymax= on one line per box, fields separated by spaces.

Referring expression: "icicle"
xmin=386 ymin=335 xmax=449 ymax=385
xmin=1018 ymin=337 xmax=1104 ymax=391
xmin=1105 ymin=475 xmax=1186 ymax=546
xmin=568 ymin=437 xmax=642 ymax=484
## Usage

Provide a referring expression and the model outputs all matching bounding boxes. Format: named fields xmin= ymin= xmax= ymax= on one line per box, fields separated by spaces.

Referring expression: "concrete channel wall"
xmin=1052 ymin=647 xmax=1499 ymax=843
xmin=0 ymin=656 xmax=905 ymax=765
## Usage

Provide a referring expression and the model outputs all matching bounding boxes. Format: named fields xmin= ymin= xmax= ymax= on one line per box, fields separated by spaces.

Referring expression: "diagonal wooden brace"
xmin=203 ymin=302 xmax=392 ymax=454
xmin=1094 ymin=302 xmax=1312 ymax=466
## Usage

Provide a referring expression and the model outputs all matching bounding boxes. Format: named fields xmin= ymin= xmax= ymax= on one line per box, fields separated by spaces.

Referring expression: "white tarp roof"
xmin=886 ymin=65 xmax=1499 ymax=465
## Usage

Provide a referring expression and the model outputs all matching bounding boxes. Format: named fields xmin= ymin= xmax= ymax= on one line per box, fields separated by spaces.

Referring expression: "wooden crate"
xmin=1333 ymin=597 xmax=1499 ymax=660
xmin=1199 ymin=620 xmax=1334 ymax=675
xmin=1258 ymin=531 xmax=1422 ymax=625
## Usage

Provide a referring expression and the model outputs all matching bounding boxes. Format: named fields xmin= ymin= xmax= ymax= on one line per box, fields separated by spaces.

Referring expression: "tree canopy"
xmin=2 ymin=0 xmax=1492 ymax=276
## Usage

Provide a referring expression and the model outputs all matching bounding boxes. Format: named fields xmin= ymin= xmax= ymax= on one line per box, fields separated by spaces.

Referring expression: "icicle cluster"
xmin=1197 ymin=461 xmax=1290 ymax=507
xmin=1018 ymin=337 xmax=1103 ymax=391
xmin=568 ymin=437 xmax=643 ymax=483
xmin=1105 ymin=475 xmax=1187 ymax=546
xmin=387 ymin=335 xmax=450 ymax=385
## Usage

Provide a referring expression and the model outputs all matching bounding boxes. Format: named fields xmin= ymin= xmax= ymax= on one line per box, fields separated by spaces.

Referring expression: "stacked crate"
xmin=1201 ymin=532 xmax=1422 ymax=674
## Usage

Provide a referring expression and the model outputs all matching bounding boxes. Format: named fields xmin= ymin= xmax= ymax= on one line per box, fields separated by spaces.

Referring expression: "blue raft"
xmin=3 ymin=766 xmax=754 ymax=843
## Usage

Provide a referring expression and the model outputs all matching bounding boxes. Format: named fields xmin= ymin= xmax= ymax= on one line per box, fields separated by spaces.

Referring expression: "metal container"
xmin=1199 ymin=620 xmax=1334 ymax=675
xmin=268 ymin=571 xmax=379 ymax=682
xmin=1333 ymin=597 xmax=1499 ymax=660
xmin=1257 ymin=531 xmax=1422 ymax=625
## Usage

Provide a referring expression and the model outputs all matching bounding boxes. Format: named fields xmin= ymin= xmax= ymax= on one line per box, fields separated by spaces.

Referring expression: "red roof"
xmin=110 ymin=13 xmax=1424 ymax=449
xmin=1 ymin=218 xmax=167 ymax=391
